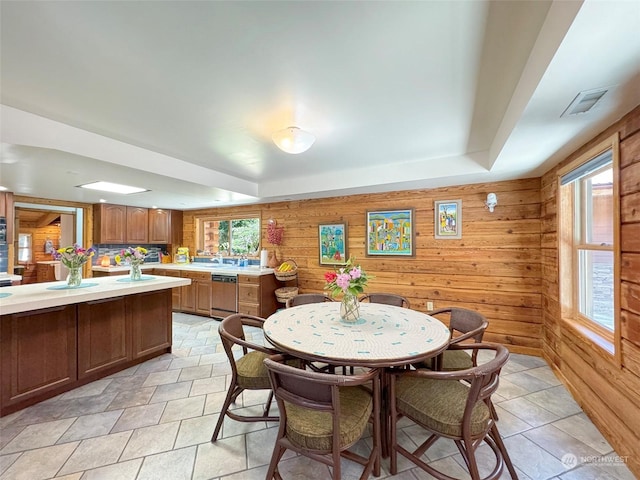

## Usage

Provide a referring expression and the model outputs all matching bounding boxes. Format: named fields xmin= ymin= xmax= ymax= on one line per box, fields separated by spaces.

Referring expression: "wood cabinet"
xmin=153 ymin=268 xmax=182 ymax=310
xmin=36 ymin=263 xmax=58 ymax=283
xmin=92 ymin=270 xmax=128 ymax=277
xmin=126 ymin=206 xmax=148 ymax=244
xmin=148 ymin=209 xmax=171 ymax=244
xmin=179 ymin=270 xmax=211 ymax=315
xmin=77 ymin=297 xmax=130 ymax=380
xmin=93 ymin=204 xmax=127 ymax=244
xmin=0 ymin=305 xmax=77 ymax=412
xmin=238 ymin=274 xmax=279 ymax=318
xmin=130 ymin=290 xmax=172 ymax=358
xmin=94 ymin=203 xmax=182 ymax=246
xmin=0 ymin=290 xmax=174 ymax=416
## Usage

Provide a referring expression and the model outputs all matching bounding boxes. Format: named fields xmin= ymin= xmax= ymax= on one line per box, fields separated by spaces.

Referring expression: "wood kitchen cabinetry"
xmin=77 ymin=297 xmax=130 ymax=380
xmin=180 ymin=270 xmax=211 ymax=316
xmin=0 ymin=290 xmax=173 ymax=416
xmin=93 ymin=204 xmax=127 ymax=243
xmin=126 ymin=206 xmax=148 ymax=243
xmin=153 ymin=268 xmax=182 ymax=310
xmin=94 ymin=203 xmax=182 ymax=245
xmin=0 ymin=305 xmax=77 ymax=412
xmin=237 ymin=274 xmax=279 ymax=318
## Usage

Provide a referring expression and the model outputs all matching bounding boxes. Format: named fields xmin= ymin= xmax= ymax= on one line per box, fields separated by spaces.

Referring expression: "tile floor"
xmin=0 ymin=312 xmax=635 ymax=480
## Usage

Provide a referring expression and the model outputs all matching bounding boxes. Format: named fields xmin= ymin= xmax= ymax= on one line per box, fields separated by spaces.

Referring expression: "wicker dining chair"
xmin=388 ymin=342 xmax=518 ymax=480
xmin=210 ymin=313 xmax=281 ymax=442
xmin=425 ymin=307 xmax=489 ymax=371
xmin=285 ymin=293 xmax=335 ymax=308
xmin=264 ymin=353 xmax=381 ymax=480
xmin=359 ymin=293 xmax=410 ymax=308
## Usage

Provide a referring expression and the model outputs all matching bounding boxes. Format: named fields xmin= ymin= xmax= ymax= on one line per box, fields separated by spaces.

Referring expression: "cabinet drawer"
xmin=180 ymin=271 xmax=211 ymax=281
xmin=238 ymin=302 xmax=260 ymax=316
xmin=238 ymin=284 xmax=260 ymax=302
xmin=238 ymin=274 xmax=260 ymax=285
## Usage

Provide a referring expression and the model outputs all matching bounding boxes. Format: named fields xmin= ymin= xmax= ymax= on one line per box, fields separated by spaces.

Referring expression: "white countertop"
xmin=92 ymin=263 xmax=275 ymax=276
xmin=0 ymin=275 xmax=191 ymax=316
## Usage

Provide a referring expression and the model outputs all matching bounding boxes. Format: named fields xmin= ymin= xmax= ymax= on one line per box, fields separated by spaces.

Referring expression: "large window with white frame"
xmin=558 ymin=135 xmax=620 ymax=354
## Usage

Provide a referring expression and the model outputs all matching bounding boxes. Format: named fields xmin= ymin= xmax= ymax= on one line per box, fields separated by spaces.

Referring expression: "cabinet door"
xmin=77 ymin=297 xmax=131 ymax=379
xmin=126 ymin=207 xmax=149 ymax=243
xmin=94 ymin=204 xmax=126 ymax=244
xmin=181 ymin=282 xmax=196 ymax=313
xmin=148 ymin=209 xmax=171 ymax=244
xmin=195 ymin=280 xmax=212 ymax=316
xmin=170 ymin=209 xmax=183 ymax=246
xmin=129 ymin=290 xmax=172 ymax=359
xmin=1 ymin=306 xmax=77 ymax=412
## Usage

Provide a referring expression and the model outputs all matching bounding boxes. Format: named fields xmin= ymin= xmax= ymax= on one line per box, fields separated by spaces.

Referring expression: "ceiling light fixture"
xmin=78 ymin=181 xmax=148 ymax=195
xmin=272 ymin=126 xmax=315 ymax=154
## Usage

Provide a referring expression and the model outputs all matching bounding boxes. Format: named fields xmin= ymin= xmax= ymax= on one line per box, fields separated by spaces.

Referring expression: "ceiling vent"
xmin=561 ymin=88 xmax=609 ymax=117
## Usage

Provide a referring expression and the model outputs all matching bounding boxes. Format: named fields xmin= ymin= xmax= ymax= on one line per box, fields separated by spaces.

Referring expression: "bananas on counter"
xmin=277 ymin=262 xmax=294 ymax=272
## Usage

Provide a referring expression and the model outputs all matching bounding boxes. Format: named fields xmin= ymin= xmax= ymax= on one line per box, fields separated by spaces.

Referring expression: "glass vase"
xmin=130 ymin=263 xmax=142 ymax=281
xmin=340 ymin=292 xmax=360 ymax=323
xmin=67 ymin=266 xmax=82 ymax=288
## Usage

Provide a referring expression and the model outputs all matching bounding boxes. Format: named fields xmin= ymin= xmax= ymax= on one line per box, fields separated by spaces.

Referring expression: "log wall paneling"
xmin=184 ymin=177 xmax=543 ymax=355
xmin=540 ymin=105 xmax=640 ymax=477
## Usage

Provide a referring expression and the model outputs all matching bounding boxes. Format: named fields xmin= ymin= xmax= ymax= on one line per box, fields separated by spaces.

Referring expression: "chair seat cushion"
xmin=236 ymin=351 xmax=271 ymax=389
xmin=395 ymin=377 xmax=490 ymax=438
xmin=284 ymin=386 xmax=373 ymax=451
xmin=441 ymin=349 xmax=474 ymax=371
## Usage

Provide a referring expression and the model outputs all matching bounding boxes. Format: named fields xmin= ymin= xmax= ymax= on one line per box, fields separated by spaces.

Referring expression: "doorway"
xmin=14 ymin=202 xmax=83 ymax=284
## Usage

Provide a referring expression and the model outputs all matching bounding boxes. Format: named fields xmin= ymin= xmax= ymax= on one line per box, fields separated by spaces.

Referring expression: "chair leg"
xmin=211 ymin=384 xmax=240 ymax=442
xmin=490 ymin=424 xmax=519 ymax=479
xmin=265 ymin=442 xmax=287 ymax=480
xmin=263 ymin=390 xmax=274 ymax=417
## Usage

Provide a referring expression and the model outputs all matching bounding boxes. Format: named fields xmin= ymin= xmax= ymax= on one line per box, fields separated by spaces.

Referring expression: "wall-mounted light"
xmin=272 ymin=126 xmax=315 ymax=154
xmin=485 ymin=193 xmax=497 ymax=212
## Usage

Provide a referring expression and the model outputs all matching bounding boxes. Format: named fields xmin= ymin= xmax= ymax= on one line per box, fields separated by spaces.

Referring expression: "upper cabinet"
xmin=93 ymin=204 xmax=182 ymax=245
xmin=126 ymin=207 xmax=148 ymax=244
xmin=93 ymin=204 xmax=126 ymax=244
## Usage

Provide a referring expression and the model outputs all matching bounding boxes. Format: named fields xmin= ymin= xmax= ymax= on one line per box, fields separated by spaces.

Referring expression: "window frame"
xmin=18 ymin=233 xmax=33 ymax=263
xmin=197 ymin=213 xmax=261 ymax=257
xmin=557 ymin=134 xmax=621 ymax=362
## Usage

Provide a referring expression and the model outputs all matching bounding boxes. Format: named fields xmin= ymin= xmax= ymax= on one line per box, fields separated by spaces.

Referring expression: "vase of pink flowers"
xmin=52 ymin=244 xmax=96 ymax=287
xmin=119 ymin=246 xmax=148 ymax=281
xmin=324 ymin=257 xmax=370 ymax=322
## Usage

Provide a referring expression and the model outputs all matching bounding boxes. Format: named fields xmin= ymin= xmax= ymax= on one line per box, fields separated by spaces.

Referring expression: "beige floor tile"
xmin=110 ymin=402 xmax=166 ymax=434
xmin=119 ymin=421 xmax=180 ymax=461
xmin=149 ymin=381 xmax=193 ymax=404
xmin=553 ymin=413 xmax=613 ymax=455
xmin=141 ymin=369 xmax=181 ymax=388
xmin=193 ymin=436 xmax=247 ymax=480
xmin=137 ymin=446 xmax=196 ymax=480
xmin=1 ymin=417 xmax=76 ymax=454
xmin=0 ymin=442 xmax=79 ymax=480
xmin=174 ymin=414 xmax=219 ymax=449
xmin=57 ymin=431 xmax=132 ymax=476
xmin=159 ymin=395 xmax=205 ymax=424
xmin=107 ymin=386 xmax=156 ymax=410
xmin=80 ymin=458 xmax=142 ymax=480
xmin=58 ymin=410 xmax=123 ymax=443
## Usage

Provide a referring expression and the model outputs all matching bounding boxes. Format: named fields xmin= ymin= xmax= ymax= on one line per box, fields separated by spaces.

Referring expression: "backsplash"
xmin=92 ymin=244 xmax=165 ymax=265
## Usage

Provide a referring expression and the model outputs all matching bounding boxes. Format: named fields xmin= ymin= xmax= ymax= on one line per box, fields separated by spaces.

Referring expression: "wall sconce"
xmin=272 ymin=126 xmax=316 ymax=154
xmin=485 ymin=193 xmax=497 ymax=212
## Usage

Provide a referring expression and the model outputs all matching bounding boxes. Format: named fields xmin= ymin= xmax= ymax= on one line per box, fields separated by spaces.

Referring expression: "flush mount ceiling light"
xmin=77 ymin=181 xmax=148 ymax=195
xmin=272 ymin=126 xmax=315 ymax=154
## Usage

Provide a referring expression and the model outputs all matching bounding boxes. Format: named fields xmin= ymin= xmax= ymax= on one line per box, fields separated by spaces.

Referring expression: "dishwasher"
xmin=211 ymin=274 xmax=238 ymax=318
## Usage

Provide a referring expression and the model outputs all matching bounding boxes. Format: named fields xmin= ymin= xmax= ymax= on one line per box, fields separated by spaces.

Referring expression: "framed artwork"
xmin=319 ymin=222 xmax=348 ymax=265
xmin=366 ymin=209 xmax=414 ymax=257
xmin=434 ymin=199 xmax=462 ymax=239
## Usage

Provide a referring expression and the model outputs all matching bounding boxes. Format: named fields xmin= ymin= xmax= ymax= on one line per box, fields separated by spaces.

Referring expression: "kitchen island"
xmin=0 ymin=275 xmax=190 ymax=416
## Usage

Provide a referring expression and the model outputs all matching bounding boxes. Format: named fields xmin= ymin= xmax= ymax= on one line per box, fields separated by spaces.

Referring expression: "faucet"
xmin=212 ymin=253 xmax=223 ymax=265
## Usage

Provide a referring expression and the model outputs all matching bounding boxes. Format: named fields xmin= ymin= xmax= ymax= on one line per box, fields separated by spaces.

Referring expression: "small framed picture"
xmin=319 ymin=222 xmax=348 ymax=265
xmin=434 ymin=200 xmax=462 ymax=239
xmin=366 ymin=209 xmax=414 ymax=256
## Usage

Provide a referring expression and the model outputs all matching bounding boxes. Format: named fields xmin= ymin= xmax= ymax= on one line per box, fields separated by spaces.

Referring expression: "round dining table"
xmin=263 ymin=302 xmax=451 ymax=368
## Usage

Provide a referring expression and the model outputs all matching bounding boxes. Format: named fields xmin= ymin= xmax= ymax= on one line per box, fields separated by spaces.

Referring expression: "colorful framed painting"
xmin=434 ymin=199 xmax=462 ymax=239
xmin=366 ymin=209 xmax=414 ymax=257
xmin=319 ymin=222 xmax=348 ymax=265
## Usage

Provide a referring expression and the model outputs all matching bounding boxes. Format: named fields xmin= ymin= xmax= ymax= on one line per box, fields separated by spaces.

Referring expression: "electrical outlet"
xmin=427 ymin=301 xmax=434 ymax=311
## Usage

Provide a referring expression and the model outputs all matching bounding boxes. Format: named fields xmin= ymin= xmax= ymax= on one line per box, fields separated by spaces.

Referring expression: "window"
xmin=558 ymin=135 xmax=619 ymax=354
xmin=200 ymin=216 xmax=260 ymax=256
xmin=18 ymin=233 xmax=32 ymax=263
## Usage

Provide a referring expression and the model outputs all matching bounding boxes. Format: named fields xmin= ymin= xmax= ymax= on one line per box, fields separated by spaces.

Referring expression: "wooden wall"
xmin=184 ymin=177 xmax=543 ymax=355
xmin=541 ymin=105 xmax=640 ymax=477
xmin=16 ymin=223 xmax=60 ymax=284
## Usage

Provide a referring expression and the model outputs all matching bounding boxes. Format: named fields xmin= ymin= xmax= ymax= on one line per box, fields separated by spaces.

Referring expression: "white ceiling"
xmin=1 ymin=0 xmax=639 ymax=209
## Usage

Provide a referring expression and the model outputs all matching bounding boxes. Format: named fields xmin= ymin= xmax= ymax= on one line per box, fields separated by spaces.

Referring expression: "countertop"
xmin=91 ymin=263 xmax=275 ymax=276
xmin=0 ymin=275 xmax=191 ymax=316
